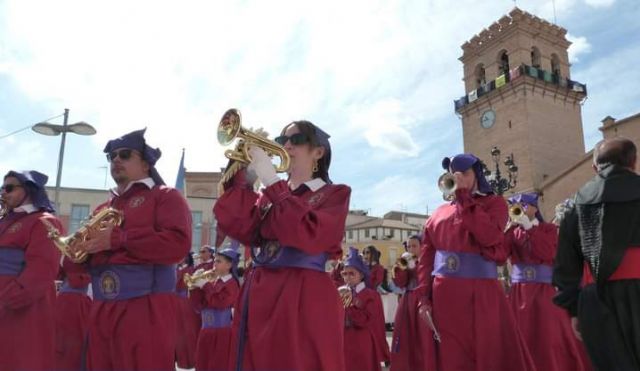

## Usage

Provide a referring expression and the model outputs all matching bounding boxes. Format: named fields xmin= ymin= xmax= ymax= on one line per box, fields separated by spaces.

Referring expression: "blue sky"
xmin=0 ymin=0 xmax=638 ymax=216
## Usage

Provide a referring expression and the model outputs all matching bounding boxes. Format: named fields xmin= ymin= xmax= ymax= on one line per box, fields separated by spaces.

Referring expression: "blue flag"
xmin=175 ymin=148 xmax=186 ymax=193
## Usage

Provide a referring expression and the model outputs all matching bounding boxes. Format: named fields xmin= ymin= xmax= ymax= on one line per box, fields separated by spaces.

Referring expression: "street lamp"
xmin=481 ymin=146 xmax=518 ymax=195
xmin=31 ymin=108 xmax=96 ymax=210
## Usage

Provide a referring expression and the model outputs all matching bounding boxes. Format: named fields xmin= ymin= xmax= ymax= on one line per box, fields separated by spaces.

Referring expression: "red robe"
xmin=344 ymin=283 xmax=389 ymax=371
xmin=214 ymin=171 xmax=350 ymax=371
xmin=369 ymin=263 xmax=385 ymax=288
xmin=393 ymin=191 xmax=535 ymax=371
xmin=0 ymin=210 xmax=62 ymax=370
xmin=506 ymin=221 xmax=592 ymax=371
xmin=392 ymin=266 xmax=417 ymax=291
xmin=192 ymin=275 xmax=240 ymax=371
xmin=175 ymin=264 xmax=200 ymax=369
xmin=55 ymin=259 xmax=91 ymax=371
xmin=330 ymin=262 xmax=345 ymax=287
xmin=80 ymin=183 xmax=192 ymax=370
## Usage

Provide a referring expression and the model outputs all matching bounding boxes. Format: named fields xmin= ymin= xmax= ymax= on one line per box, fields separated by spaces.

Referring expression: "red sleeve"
xmin=417 ymin=228 xmax=435 ymax=298
xmin=202 ymin=279 xmax=239 ymax=309
xmin=527 ymin=223 xmax=558 ymax=263
xmin=62 ymin=258 xmax=91 ymax=288
xmin=262 ymin=181 xmax=351 ymax=255
xmin=213 ymin=170 xmax=261 ymax=246
xmin=330 ymin=263 xmax=345 ymax=287
xmin=110 ymin=188 xmax=192 ymax=265
xmin=456 ymin=192 xmax=508 ymax=262
xmin=0 ymin=214 xmax=62 ymax=312
xmin=392 ymin=267 xmax=409 ymax=288
xmin=188 ymin=288 xmax=205 ymax=312
xmin=346 ymin=291 xmax=376 ymax=328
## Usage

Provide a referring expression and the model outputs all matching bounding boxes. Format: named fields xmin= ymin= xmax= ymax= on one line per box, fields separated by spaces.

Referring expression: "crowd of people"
xmin=0 ymin=118 xmax=639 ymax=370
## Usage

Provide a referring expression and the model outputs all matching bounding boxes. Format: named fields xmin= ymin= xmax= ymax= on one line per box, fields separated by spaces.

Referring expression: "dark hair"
xmin=185 ymin=253 xmax=194 ymax=267
xmin=281 ymin=120 xmax=331 ymax=183
xmin=408 ymin=234 xmax=421 ymax=242
xmin=216 ymin=253 xmax=233 ymax=264
xmin=364 ymin=245 xmax=381 ymax=265
xmin=380 ymin=268 xmax=392 ymax=293
xmin=593 ymin=137 xmax=637 ymax=169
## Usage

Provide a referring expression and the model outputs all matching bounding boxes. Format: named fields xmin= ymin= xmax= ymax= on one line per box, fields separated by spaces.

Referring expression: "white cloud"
xmin=584 ymin=0 xmax=615 ymax=8
xmin=567 ymin=33 xmax=592 ymax=63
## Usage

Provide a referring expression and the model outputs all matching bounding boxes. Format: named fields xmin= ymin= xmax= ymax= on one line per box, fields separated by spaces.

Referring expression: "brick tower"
xmin=454 ymin=8 xmax=588 ymax=195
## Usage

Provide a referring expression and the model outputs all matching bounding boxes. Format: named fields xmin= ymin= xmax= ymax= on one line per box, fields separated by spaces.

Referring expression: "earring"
xmin=312 ymin=161 xmax=319 ymax=173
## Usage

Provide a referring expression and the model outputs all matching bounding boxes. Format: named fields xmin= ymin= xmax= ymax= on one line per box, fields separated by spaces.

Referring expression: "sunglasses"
xmin=106 ymin=149 xmax=135 ymax=162
xmin=274 ymin=133 xmax=310 ymax=146
xmin=0 ymin=184 xmax=23 ymax=193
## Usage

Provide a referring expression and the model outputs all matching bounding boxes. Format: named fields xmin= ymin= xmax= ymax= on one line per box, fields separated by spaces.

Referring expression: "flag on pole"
xmin=175 ymin=148 xmax=186 ymax=194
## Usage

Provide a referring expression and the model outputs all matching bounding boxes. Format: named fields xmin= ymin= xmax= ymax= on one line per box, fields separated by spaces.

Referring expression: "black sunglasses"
xmin=0 ymin=184 xmax=23 ymax=193
xmin=106 ymin=149 xmax=135 ymax=162
xmin=274 ymin=133 xmax=310 ymax=146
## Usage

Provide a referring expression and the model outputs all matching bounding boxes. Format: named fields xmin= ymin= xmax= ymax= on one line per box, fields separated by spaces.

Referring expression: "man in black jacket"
xmin=553 ymin=137 xmax=640 ymax=370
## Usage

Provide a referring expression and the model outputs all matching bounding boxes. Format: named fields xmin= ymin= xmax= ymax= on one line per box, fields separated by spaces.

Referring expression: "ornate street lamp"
xmin=481 ymin=146 xmax=518 ymax=195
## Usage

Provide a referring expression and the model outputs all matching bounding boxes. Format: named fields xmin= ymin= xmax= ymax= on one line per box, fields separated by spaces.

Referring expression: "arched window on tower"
xmin=531 ymin=47 xmax=541 ymax=68
xmin=474 ymin=63 xmax=486 ymax=89
xmin=551 ymin=53 xmax=561 ymax=82
xmin=498 ymin=50 xmax=510 ymax=76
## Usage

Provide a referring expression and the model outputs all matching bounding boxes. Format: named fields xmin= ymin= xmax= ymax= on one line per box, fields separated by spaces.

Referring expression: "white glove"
xmin=515 ymin=215 xmax=533 ymax=230
xmin=407 ymin=259 xmax=416 ymax=269
xmin=247 ymin=146 xmax=280 ymax=187
xmin=194 ymin=278 xmax=209 ymax=289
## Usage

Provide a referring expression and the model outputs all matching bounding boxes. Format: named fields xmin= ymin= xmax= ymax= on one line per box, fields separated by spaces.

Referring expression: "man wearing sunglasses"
xmin=0 ymin=170 xmax=63 ymax=370
xmin=66 ymin=128 xmax=192 ymax=370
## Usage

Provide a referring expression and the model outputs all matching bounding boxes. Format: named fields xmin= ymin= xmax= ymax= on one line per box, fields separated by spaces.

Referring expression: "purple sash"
xmin=176 ymin=289 xmax=188 ymax=298
xmin=90 ymin=264 xmax=176 ymax=301
xmin=0 ymin=247 xmax=25 ymax=276
xmin=59 ymin=279 xmax=89 ymax=295
xmin=201 ymin=308 xmax=232 ymax=329
xmin=253 ymin=245 xmax=327 ymax=272
xmin=511 ymin=263 xmax=553 ymax=284
xmin=433 ymin=250 xmax=498 ymax=279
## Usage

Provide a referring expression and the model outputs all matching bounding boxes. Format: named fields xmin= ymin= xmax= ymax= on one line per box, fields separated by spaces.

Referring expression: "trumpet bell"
xmin=218 ymin=109 xmax=242 ymax=146
xmin=438 ymin=173 xmax=457 ymax=201
xmin=509 ymin=203 xmax=524 ymax=219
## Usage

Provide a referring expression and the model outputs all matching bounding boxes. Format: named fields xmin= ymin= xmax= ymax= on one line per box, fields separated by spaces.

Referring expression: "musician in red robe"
xmin=341 ymin=246 xmax=390 ymax=371
xmin=190 ymin=244 xmax=241 ymax=371
xmin=214 ymin=119 xmax=350 ymax=370
xmin=55 ymin=258 xmax=91 ymax=370
xmin=392 ymin=236 xmax=419 ymax=291
xmin=506 ymin=192 xmax=591 ymax=371
xmin=175 ymin=254 xmax=200 ymax=369
xmin=363 ymin=245 xmax=385 ymax=289
xmin=0 ymin=170 xmax=62 ymax=370
xmin=72 ymin=128 xmax=192 ymax=370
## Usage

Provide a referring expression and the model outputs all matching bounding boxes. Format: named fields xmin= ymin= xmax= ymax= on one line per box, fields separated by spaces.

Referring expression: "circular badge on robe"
xmin=523 ymin=266 xmax=536 ymax=280
xmin=8 ymin=222 xmax=22 ymax=233
xmin=99 ymin=270 xmax=120 ymax=300
xmin=129 ymin=196 xmax=145 ymax=208
xmin=308 ymin=192 xmax=325 ymax=206
xmin=445 ymin=254 xmax=460 ymax=273
xmin=202 ymin=311 xmax=215 ymax=327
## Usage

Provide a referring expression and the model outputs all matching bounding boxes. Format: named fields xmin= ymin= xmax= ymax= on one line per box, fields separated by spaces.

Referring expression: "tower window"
xmin=474 ymin=63 xmax=486 ymax=89
xmin=531 ymin=47 xmax=541 ymax=68
xmin=498 ymin=50 xmax=510 ymax=75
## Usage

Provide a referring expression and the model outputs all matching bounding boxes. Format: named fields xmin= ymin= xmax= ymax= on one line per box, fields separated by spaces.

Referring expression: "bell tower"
xmin=454 ymin=8 xmax=587 ymax=194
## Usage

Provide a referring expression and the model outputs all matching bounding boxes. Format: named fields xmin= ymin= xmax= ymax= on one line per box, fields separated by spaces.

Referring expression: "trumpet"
xmin=184 ymin=269 xmax=217 ymax=290
xmin=218 ymin=108 xmax=290 ymax=172
xmin=438 ymin=173 xmax=456 ymax=201
xmin=338 ymin=285 xmax=353 ymax=307
xmin=509 ymin=203 xmax=524 ymax=220
xmin=41 ymin=207 xmax=124 ymax=263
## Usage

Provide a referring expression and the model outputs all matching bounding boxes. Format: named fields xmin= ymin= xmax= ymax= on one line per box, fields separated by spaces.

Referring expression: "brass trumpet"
xmin=438 ymin=173 xmax=456 ymax=201
xmin=41 ymin=207 xmax=124 ymax=263
xmin=338 ymin=285 xmax=353 ymax=307
xmin=184 ymin=269 xmax=217 ymax=290
xmin=509 ymin=203 xmax=524 ymax=220
xmin=218 ymin=108 xmax=290 ymax=172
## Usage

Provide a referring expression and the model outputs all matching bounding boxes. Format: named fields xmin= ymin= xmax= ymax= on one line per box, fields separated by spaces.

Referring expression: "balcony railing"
xmin=454 ymin=64 xmax=587 ymax=112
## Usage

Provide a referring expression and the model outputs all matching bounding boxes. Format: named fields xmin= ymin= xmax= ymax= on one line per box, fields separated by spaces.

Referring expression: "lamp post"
xmin=32 ymin=109 xmax=96 ymax=210
xmin=481 ymin=146 xmax=518 ymax=196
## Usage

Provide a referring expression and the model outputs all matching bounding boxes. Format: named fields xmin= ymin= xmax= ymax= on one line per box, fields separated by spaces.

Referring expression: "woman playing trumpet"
xmin=214 ymin=119 xmax=351 ymax=371
xmin=341 ymin=247 xmax=389 ymax=371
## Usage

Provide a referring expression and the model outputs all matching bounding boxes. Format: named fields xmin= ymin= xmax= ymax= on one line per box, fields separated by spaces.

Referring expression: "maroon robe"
xmin=175 ymin=264 xmax=200 ymax=369
xmin=344 ymin=283 xmax=389 ymax=371
xmin=192 ymin=275 xmax=239 ymax=371
xmin=506 ymin=221 xmax=592 ymax=371
xmin=393 ymin=191 xmax=535 ymax=370
xmin=0 ymin=210 xmax=62 ymax=370
xmin=80 ymin=183 xmax=192 ymax=370
xmin=55 ymin=260 xmax=91 ymax=371
xmin=214 ymin=171 xmax=350 ymax=371
xmin=369 ymin=263 xmax=385 ymax=288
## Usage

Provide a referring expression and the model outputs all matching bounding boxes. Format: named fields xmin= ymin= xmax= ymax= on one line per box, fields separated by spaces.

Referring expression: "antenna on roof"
xmin=552 ymin=0 xmax=557 ymax=24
